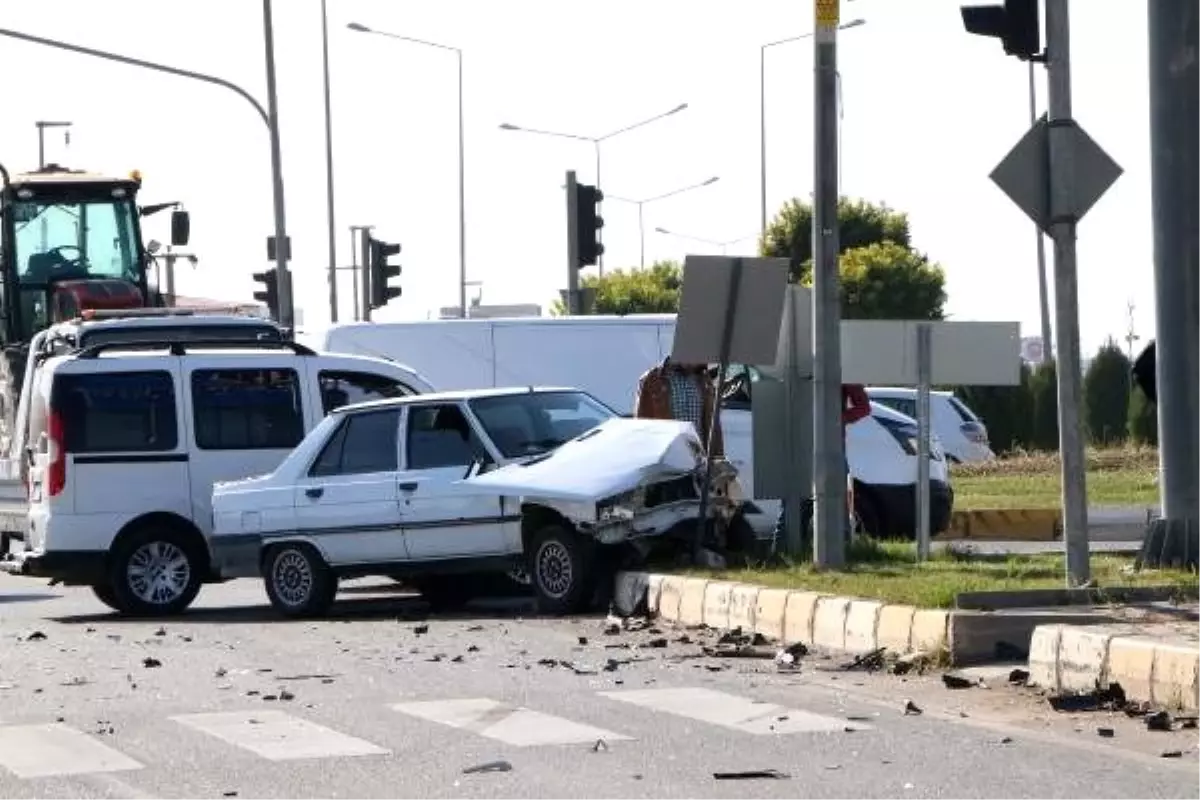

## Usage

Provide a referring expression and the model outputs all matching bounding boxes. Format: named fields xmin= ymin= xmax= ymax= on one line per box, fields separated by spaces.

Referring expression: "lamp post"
xmin=760 ymin=18 xmax=865 ymax=237
xmin=655 ymin=227 xmax=757 ymax=256
xmin=499 ymin=102 xmax=689 ymax=275
xmin=348 ymin=21 xmax=467 ymax=319
xmin=320 ymin=0 xmax=339 ymax=322
xmin=607 ymin=176 xmax=719 ymax=267
xmin=0 ymin=19 xmax=293 ymax=329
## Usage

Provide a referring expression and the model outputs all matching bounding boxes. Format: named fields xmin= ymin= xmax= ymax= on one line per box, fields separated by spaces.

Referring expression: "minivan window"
xmin=318 ymin=370 xmax=412 ymax=414
xmin=948 ymin=396 xmax=977 ymax=423
xmin=191 ymin=368 xmax=303 ymax=450
xmin=52 ymin=371 xmax=178 ymax=453
xmin=310 ymin=409 xmax=400 ymax=477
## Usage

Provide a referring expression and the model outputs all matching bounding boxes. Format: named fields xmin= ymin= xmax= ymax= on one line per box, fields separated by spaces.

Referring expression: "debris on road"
xmin=1048 ymin=683 xmax=1127 ymax=713
xmin=21 ymin=631 xmax=46 ymax=642
xmin=592 ymin=739 xmax=608 ymax=753
xmin=154 ymin=627 xmax=167 ymax=637
xmin=279 ymin=690 xmax=295 ymax=701
xmin=1008 ymin=668 xmax=1030 ymax=685
xmin=60 ymin=676 xmax=88 ymax=687
xmin=577 ymin=636 xmax=589 ymax=646
xmin=941 ymin=672 xmax=980 ymax=690
xmin=842 ymin=647 xmax=887 ymax=672
xmin=713 ymin=769 xmax=790 ymax=780
xmin=274 ymin=673 xmax=338 ymax=682
xmin=1161 ymin=750 xmax=1184 ymax=759
xmin=903 ymin=700 xmax=923 ymax=716
xmin=1097 ymin=727 xmax=1115 ymax=738
xmin=467 ymin=645 xmax=480 ymax=653
xmin=413 ymin=624 xmax=430 ymax=635
xmin=999 ymin=736 xmax=1013 ymax=744
xmin=142 ymin=657 xmax=162 ymax=669
xmin=462 ymin=760 xmax=513 ymax=774
xmin=1146 ymin=710 xmax=1174 ymax=732
xmin=215 ymin=667 xmax=228 ymax=678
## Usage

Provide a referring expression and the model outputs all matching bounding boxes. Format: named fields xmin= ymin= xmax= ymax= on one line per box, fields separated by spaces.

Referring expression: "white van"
xmin=866 ymin=387 xmax=994 ymax=463
xmin=303 ymin=317 xmax=954 ymax=540
xmin=1 ymin=316 xmax=435 ymax=615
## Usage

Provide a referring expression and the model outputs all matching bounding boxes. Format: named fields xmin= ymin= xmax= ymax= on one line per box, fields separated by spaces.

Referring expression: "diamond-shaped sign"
xmin=990 ymin=116 xmax=1123 ymax=233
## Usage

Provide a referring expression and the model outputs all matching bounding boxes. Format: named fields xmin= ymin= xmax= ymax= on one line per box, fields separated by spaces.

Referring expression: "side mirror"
xmin=170 ymin=209 xmax=191 ymax=246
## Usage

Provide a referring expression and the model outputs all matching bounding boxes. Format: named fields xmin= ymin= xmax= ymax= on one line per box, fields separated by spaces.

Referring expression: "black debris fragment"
xmin=279 ymin=690 xmax=295 ymax=701
xmin=703 ymin=644 xmax=775 ymax=660
xmin=592 ymin=739 xmax=608 ymax=753
xmin=704 ymin=664 xmax=727 ymax=672
xmin=215 ymin=667 xmax=228 ymax=678
xmin=842 ymin=647 xmax=887 ymax=672
xmin=904 ymin=700 xmax=923 ymax=716
xmin=466 ymin=625 xmax=484 ymax=632
xmin=467 ymin=645 xmax=480 ymax=653
xmin=450 ymin=655 xmax=465 ymax=663
xmin=223 ymin=792 xmax=239 ymax=797
xmin=942 ymin=672 xmax=977 ymax=690
xmin=413 ymin=624 xmax=430 ymax=635
xmin=427 ymin=654 xmax=445 ymax=663
xmin=563 ymin=661 xmax=598 ymax=675
xmin=142 ymin=657 xmax=162 ymax=669
xmin=1097 ymin=727 xmax=1115 ymax=738
xmin=462 ymin=760 xmax=513 ymax=774
xmin=646 ymin=638 xmax=668 ymax=649
xmin=999 ymin=736 xmax=1013 ymax=744
xmin=274 ymin=673 xmax=338 ymax=681
xmin=676 ymin=634 xmax=693 ymax=645
xmin=1048 ymin=683 xmax=1126 ymax=713
xmin=537 ymin=658 xmax=559 ymax=668
xmin=1161 ymin=750 xmax=1183 ymax=759
xmin=1179 ymin=717 xmax=1198 ymax=730
xmin=578 ymin=636 xmax=589 ymax=646
xmin=262 ymin=694 xmax=279 ymax=701
xmin=154 ymin=627 xmax=167 ymax=637
xmin=1008 ymin=668 xmax=1030 ymax=685
xmin=1145 ymin=711 xmax=1174 ymax=732
xmin=713 ymin=769 xmax=790 ymax=780
xmin=23 ymin=631 xmax=46 ymax=642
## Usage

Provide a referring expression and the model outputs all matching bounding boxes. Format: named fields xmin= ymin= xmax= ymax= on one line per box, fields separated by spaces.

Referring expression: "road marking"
xmin=0 ymin=723 xmax=144 ymax=779
xmin=171 ymin=710 xmax=389 ymax=761
xmin=391 ymin=698 xmax=632 ymax=746
xmin=599 ymin=686 xmax=870 ymax=735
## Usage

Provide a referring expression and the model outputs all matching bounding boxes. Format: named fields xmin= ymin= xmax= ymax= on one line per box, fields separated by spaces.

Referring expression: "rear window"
xmin=52 ymin=371 xmax=178 ymax=453
xmin=191 ymin=368 xmax=304 ymax=450
xmin=318 ymin=370 xmax=412 ymax=414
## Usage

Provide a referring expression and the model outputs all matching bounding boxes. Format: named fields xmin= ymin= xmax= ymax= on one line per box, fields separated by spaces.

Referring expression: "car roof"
xmin=332 ymin=385 xmax=582 ymax=415
xmin=867 ymin=386 xmax=954 ymax=398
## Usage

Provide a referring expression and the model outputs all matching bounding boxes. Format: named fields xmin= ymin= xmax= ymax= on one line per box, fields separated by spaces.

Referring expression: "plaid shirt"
xmin=633 ymin=359 xmax=724 ymax=456
xmin=667 ymin=370 xmax=705 ymax=435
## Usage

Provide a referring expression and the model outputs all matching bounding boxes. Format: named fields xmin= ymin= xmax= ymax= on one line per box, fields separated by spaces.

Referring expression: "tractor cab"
xmin=0 ymin=164 xmax=190 ymax=346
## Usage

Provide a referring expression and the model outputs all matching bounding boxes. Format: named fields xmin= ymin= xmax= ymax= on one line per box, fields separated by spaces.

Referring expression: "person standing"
xmin=632 ymin=358 xmax=724 ymax=456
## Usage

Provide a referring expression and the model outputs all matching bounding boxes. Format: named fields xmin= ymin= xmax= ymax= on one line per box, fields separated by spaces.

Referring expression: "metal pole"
xmin=262 ymin=0 xmax=292 ymax=330
xmin=812 ymin=0 xmax=846 ymax=568
xmin=349 ymin=226 xmax=361 ymax=321
xmin=165 ymin=252 xmax=177 ymax=306
xmin=594 ymin=143 xmax=604 ymax=276
xmin=638 ymin=203 xmax=646 ymax=269
xmin=456 ymin=49 xmax=468 ymax=320
xmin=359 ymin=225 xmax=374 ymax=322
xmin=37 ymin=126 xmax=45 ymax=169
xmin=320 ymin=0 xmax=339 ymax=324
xmin=915 ymin=323 xmax=932 ymax=560
xmin=1148 ymin=0 xmax=1200 ymax=531
xmin=1044 ymin=0 xmax=1090 ymax=585
xmin=782 ymin=286 xmax=812 ymax=556
xmin=1028 ymin=60 xmax=1053 ymax=362
xmin=759 ymin=45 xmax=768 ymax=238
xmin=565 ymin=171 xmax=581 ymax=316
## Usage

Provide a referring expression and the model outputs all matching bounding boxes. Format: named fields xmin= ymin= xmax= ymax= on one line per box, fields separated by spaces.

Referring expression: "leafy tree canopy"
xmin=550 ymin=260 xmax=681 ymax=316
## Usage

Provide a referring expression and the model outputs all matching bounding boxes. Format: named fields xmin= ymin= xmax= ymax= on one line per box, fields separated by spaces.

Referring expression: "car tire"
xmin=528 ymin=523 xmax=595 ymax=615
xmin=412 ymin=576 xmax=474 ymax=611
xmin=853 ymin=489 xmax=888 ymax=539
xmin=91 ymin=583 xmax=123 ymax=613
xmin=107 ymin=524 xmax=205 ymax=617
xmin=263 ymin=542 xmax=338 ymax=618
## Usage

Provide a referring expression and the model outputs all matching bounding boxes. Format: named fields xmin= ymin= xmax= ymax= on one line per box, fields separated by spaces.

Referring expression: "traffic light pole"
xmin=564 ymin=170 xmax=581 ymax=316
xmin=812 ymin=0 xmax=846 ymax=568
xmin=357 ymin=225 xmax=374 ymax=322
xmin=1044 ymin=0 xmax=1090 ymax=584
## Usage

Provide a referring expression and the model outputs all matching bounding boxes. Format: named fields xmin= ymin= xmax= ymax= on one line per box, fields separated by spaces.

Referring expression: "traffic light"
xmin=574 ymin=183 xmax=604 ymax=268
xmin=252 ymin=268 xmax=279 ymax=320
xmin=368 ymin=236 xmax=402 ymax=309
xmin=961 ymin=0 xmax=1041 ymax=60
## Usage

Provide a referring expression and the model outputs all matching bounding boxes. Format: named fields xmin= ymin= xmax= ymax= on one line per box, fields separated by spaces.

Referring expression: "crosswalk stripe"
xmin=598 ymin=686 xmax=871 ymax=735
xmin=391 ymin=698 xmax=632 ymax=747
xmin=0 ymin=723 xmax=144 ymax=779
xmin=171 ymin=710 xmax=390 ymax=761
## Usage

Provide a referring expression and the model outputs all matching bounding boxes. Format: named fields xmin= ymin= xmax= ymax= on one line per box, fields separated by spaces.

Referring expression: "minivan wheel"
xmin=853 ymin=489 xmax=886 ymax=539
xmin=263 ymin=543 xmax=337 ymax=618
xmin=108 ymin=525 xmax=204 ymax=617
xmin=528 ymin=524 xmax=595 ymax=615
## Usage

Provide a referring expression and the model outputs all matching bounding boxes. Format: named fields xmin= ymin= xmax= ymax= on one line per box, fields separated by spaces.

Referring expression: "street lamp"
xmin=348 ymin=21 xmax=468 ymax=319
xmin=760 ymin=18 xmax=866 ymax=237
xmin=655 ymin=227 xmax=757 ymax=256
xmin=607 ymin=176 xmax=719 ymax=268
xmin=0 ymin=14 xmax=294 ymax=329
xmin=499 ymin=102 xmax=689 ymax=274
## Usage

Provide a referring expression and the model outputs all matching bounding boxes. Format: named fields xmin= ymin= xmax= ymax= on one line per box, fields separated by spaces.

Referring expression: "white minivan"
xmin=866 ymin=387 xmax=994 ymax=463
xmin=2 ymin=319 xmax=435 ymax=615
xmin=303 ymin=317 xmax=954 ymax=540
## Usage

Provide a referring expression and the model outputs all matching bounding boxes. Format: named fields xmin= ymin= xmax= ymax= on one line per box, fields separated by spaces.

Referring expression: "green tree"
xmin=1028 ymin=360 xmax=1060 ymax=451
xmin=956 ymin=362 xmax=1034 ymax=454
xmin=760 ymin=197 xmax=946 ymax=320
xmin=551 ymin=260 xmax=682 ymax=316
xmin=1083 ymin=338 xmax=1132 ymax=445
xmin=1128 ymin=385 xmax=1159 ymax=446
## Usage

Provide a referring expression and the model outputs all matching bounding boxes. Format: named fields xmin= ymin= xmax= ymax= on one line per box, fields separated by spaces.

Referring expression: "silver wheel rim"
xmin=535 ymin=540 xmax=573 ymax=599
xmin=126 ymin=541 xmax=192 ymax=606
xmin=272 ymin=550 xmax=314 ymax=607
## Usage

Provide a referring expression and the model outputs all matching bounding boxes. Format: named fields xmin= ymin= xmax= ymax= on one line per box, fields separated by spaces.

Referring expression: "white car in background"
xmin=866 ymin=387 xmax=995 ymax=463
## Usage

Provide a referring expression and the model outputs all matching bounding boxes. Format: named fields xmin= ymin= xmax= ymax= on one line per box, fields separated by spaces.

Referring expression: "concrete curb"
xmin=936 ymin=508 xmax=1061 ymax=542
xmin=1027 ymin=624 xmax=1200 ymax=712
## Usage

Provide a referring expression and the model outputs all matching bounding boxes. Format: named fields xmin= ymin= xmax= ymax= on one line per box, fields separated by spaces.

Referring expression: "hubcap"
xmin=535 ymin=540 xmax=573 ymax=599
xmin=272 ymin=550 xmax=313 ymax=607
xmin=127 ymin=541 xmax=191 ymax=605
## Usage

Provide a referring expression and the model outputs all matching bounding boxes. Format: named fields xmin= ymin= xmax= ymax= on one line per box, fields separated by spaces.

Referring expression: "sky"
xmin=0 ymin=0 xmax=1158 ymax=355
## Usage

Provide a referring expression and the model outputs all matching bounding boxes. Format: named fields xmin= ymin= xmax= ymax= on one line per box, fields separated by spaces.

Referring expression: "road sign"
xmin=671 ymin=255 xmax=789 ymax=366
xmin=990 ymin=116 xmax=1123 ymax=233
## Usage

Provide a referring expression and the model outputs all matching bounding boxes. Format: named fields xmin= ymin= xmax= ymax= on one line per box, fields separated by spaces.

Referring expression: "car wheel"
xmin=853 ymin=489 xmax=887 ymax=539
xmin=108 ymin=525 xmax=204 ymax=617
xmin=263 ymin=543 xmax=337 ymax=618
xmin=412 ymin=576 xmax=474 ymax=611
xmin=528 ymin=523 xmax=596 ymax=615
xmin=91 ymin=583 xmax=123 ymax=613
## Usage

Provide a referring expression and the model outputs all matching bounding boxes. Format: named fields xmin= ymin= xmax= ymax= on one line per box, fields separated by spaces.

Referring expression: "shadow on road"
xmin=0 ymin=592 xmax=61 ymax=604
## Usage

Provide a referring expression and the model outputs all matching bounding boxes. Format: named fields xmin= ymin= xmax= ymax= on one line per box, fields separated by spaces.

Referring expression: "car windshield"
xmin=468 ymin=390 xmax=615 ymax=459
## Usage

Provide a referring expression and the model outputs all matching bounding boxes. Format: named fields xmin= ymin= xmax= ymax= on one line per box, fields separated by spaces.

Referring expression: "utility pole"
xmin=812 ymin=0 xmax=845 ymax=568
xmin=1027 ymin=62 xmax=1053 ymax=363
xmin=1147 ymin=0 xmax=1200 ymax=540
xmin=262 ymin=0 xmax=293 ymax=331
xmin=1044 ymin=0 xmax=1090 ymax=584
xmin=564 ymin=170 xmax=581 ymax=316
xmin=320 ymin=0 xmax=339 ymax=323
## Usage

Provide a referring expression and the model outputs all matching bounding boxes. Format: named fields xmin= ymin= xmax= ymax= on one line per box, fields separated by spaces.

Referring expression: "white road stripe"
xmin=391 ymin=698 xmax=632 ymax=747
xmin=171 ymin=710 xmax=389 ymax=761
xmin=599 ymin=687 xmax=870 ymax=735
xmin=0 ymin=723 xmax=144 ymax=779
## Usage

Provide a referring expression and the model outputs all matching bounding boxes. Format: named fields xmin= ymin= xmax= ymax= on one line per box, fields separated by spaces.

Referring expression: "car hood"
xmin=461 ymin=417 xmax=705 ymax=502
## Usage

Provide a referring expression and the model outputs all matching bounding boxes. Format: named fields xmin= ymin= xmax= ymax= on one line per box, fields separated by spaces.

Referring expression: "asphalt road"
xmin=0 ymin=575 xmax=1195 ymax=799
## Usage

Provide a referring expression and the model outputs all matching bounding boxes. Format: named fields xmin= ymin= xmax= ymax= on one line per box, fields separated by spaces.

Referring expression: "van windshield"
xmin=468 ymin=390 xmax=615 ymax=458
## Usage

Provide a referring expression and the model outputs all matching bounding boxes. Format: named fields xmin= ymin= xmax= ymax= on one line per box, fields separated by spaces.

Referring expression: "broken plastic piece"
xmin=713 ymin=769 xmax=790 ymax=780
xmin=463 ymin=760 xmax=513 ymax=774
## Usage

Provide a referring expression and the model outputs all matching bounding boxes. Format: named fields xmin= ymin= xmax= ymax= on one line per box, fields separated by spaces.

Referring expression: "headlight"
xmin=597 ymin=487 xmax=646 ymax=522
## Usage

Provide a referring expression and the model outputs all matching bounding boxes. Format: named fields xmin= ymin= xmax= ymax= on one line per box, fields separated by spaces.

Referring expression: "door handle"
xmin=305 ymin=487 xmax=324 ymax=499
xmin=397 ymin=481 xmax=419 ymax=493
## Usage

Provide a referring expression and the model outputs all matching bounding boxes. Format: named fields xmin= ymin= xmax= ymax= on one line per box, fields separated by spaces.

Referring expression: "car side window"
xmin=191 ymin=368 xmax=304 ymax=450
xmin=406 ymin=404 xmax=489 ymax=470
xmin=877 ymin=397 xmax=918 ymax=419
xmin=718 ymin=364 xmax=753 ymax=410
xmin=318 ymin=370 xmax=413 ymax=414
xmin=310 ymin=409 xmax=400 ymax=477
xmin=52 ymin=371 xmax=178 ymax=453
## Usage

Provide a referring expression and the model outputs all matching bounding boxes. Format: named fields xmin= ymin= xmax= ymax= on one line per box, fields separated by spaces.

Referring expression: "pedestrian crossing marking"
xmin=598 ymin=686 xmax=870 ymax=735
xmin=0 ymin=723 xmax=144 ymax=779
xmin=171 ymin=710 xmax=390 ymax=761
xmin=391 ymin=697 xmax=632 ymax=747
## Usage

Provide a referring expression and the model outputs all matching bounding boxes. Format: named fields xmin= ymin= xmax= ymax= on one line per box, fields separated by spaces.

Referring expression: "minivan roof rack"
xmin=75 ymin=338 xmax=316 ymax=359
xmin=74 ymin=307 xmax=268 ymax=321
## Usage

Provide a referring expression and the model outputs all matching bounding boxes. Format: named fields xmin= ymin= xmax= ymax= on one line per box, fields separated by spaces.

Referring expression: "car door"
xmin=289 ymin=407 xmax=408 ymax=565
xmin=395 ymin=402 xmax=512 ymax=560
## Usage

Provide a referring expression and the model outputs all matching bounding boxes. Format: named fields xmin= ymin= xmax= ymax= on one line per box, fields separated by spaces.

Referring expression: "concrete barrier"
xmin=754 ymin=589 xmax=790 ymax=641
xmin=702 ymin=581 xmax=738 ymax=629
xmin=812 ymin=597 xmax=852 ymax=651
xmin=936 ymin=508 xmax=1061 ymax=542
xmin=728 ymin=584 xmax=761 ymax=632
xmin=676 ymin=578 xmax=708 ymax=626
